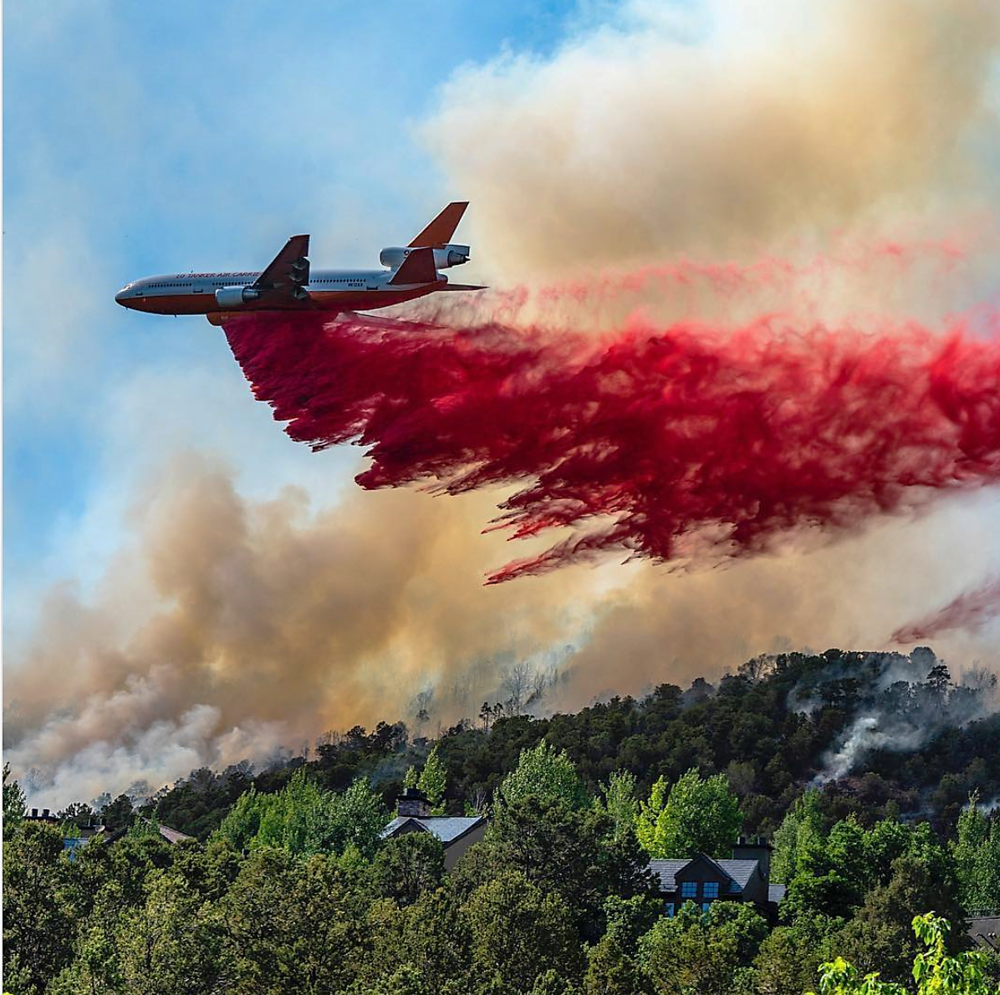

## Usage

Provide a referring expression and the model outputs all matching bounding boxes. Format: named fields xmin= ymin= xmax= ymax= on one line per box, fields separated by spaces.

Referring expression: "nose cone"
xmin=115 ymin=287 xmax=129 ymax=306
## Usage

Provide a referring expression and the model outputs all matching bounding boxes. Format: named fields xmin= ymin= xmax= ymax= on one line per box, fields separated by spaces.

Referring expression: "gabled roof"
xmin=382 ymin=815 xmax=485 ymax=845
xmin=715 ymin=858 xmax=760 ymax=889
xmin=768 ymin=883 xmax=787 ymax=905
xmin=648 ymin=854 xmax=761 ymax=893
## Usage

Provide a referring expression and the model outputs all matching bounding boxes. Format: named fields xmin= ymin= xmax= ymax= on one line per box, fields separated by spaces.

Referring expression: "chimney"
xmin=42 ymin=808 xmax=50 ymax=819
xmin=397 ymin=787 xmax=431 ymax=818
xmin=732 ymin=835 xmax=772 ymax=883
xmin=31 ymin=808 xmax=38 ymax=818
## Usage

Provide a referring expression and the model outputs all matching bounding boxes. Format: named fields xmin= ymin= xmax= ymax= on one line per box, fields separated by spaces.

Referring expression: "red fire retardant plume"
xmin=893 ymin=575 xmax=1000 ymax=644
xmin=223 ymin=311 xmax=1000 ymax=584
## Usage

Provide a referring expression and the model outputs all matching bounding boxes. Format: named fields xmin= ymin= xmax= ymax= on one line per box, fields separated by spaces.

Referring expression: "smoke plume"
xmin=3 ymin=453 xmax=601 ymax=808
xmin=223 ymin=307 xmax=1000 ymax=584
xmin=799 ymin=649 xmax=998 ymax=783
xmin=423 ymin=0 xmax=1000 ymax=277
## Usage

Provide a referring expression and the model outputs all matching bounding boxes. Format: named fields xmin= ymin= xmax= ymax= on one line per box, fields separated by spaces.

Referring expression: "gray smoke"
xmin=801 ymin=649 xmax=998 ymax=783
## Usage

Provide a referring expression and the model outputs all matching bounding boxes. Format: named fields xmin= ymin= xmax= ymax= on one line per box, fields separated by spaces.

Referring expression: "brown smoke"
xmin=423 ymin=0 xmax=999 ymax=278
xmin=4 ymin=453 xmax=600 ymax=804
xmin=8 ymin=454 xmax=999 ymax=807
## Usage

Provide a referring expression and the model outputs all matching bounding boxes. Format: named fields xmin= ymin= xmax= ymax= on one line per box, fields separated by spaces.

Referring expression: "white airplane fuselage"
xmin=115 ymin=267 xmax=447 ymax=323
xmin=114 ymin=201 xmax=483 ymax=325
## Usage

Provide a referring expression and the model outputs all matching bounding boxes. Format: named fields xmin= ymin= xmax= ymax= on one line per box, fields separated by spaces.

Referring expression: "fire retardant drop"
xmin=223 ymin=310 xmax=1000 ymax=585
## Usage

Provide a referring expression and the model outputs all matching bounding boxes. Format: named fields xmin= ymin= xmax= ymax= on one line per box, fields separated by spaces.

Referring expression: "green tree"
xmin=953 ymin=794 xmax=1000 ymax=913
xmin=463 ymin=869 xmax=584 ymax=991
xmin=218 ymin=846 xmax=369 ymax=994
xmin=214 ymin=772 xmax=387 ymax=858
xmin=101 ymin=793 xmax=135 ymax=833
xmin=2 ymin=822 xmax=76 ymax=994
xmin=418 ymin=745 xmax=448 ymax=814
xmin=316 ymin=776 xmax=389 ymax=858
xmin=771 ymin=788 xmax=826 ymax=883
xmin=370 ymin=833 xmax=446 ymax=906
xmin=498 ymin=742 xmax=589 ymax=811
xmin=3 ymin=762 xmax=26 ymax=835
xmin=476 ymin=794 xmax=650 ymax=935
xmin=397 ymin=884 xmax=473 ymax=992
xmin=113 ymin=871 xmax=224 ymax=995
xmin=601 ymin=770 xmax=639 ymax=843
xmin=214 ymin=784 xmax=264 ymax=850
xmin=360 ymin=962 xmax=434 ymax=995
xmin=747 ymin=919 xmax=832 ymax=995
xmin=639 ymin=900 xmax=769 ymax=995
xmin=530 ymin=968 xmax=582 ymax=994
xmin=583 ymin=934 xmax=651 ymax=995
xmin=830 ymin=853 xmax=968 ymax=986
xmin=637 ymin=768 xmax=743 ymax=858
xmin=808 ymin=914 xmax=994 ymax=995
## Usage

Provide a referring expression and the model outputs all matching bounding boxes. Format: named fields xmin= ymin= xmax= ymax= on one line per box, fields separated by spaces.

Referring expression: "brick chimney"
xmin=397 ymin=787 xmax=431 ymax=818
xmin=732 ymin=835 xmax=772 ymax=883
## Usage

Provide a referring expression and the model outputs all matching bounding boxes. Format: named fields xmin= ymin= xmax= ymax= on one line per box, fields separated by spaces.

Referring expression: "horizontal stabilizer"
xmin=389 ymin=246 xmax=438 ymax=285
xmin=409 ymin=202 xmax=468 ymax=247
xmin=439 ymin=283 xmax=488 ymax=291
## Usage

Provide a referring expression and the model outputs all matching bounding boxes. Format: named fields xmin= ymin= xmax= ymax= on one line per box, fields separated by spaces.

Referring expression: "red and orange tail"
xmin=409 ymin=202 xmax=468 ymax=247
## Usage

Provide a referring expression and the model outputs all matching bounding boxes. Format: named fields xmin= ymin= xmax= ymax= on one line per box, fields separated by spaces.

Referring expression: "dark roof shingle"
xmin=382 ymin=815 xmax=485 ymax=845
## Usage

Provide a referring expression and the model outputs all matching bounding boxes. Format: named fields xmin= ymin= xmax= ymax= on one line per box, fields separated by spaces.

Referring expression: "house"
xmin=968 ymin=914 xmax=1000 ymax=952
xmin=382 ymin=787 xmax=487 ymax=870
xmin=103 ymin=820 xmax=194 ymax=845
xmin=648 ymin=836 xmax=782 ymax=919
xmin=23 ymin=807 xmax=61 ymax=826
xmin=24 ymin=807 xmax=106 ymax=856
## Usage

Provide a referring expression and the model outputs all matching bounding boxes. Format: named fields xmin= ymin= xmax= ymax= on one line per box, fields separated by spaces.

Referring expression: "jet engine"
xmin=215 ymin=286 xmax=261 ymax=308
xmin=379 ymin=244 xmax=470 ymax=270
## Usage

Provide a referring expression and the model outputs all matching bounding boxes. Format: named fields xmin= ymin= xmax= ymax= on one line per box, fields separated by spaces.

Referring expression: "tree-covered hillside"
xmin=149 ymin=648 xmax=1000 ymax=841
xmin=5 ymin=708 xmax=1000 ymax=994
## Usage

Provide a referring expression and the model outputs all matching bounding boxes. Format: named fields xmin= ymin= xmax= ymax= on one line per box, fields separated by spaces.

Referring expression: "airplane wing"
xmin=389 ymin=246 xmax=439 ymax=285
xmin=251 ymin=234 xmax=310 ymax=300
xmin=409 ymin=202 xmax=468 ymax=247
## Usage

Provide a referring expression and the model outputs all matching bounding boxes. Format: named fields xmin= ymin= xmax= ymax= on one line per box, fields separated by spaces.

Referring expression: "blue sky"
xmin=3 ymin=0 xmax=584 ymax=641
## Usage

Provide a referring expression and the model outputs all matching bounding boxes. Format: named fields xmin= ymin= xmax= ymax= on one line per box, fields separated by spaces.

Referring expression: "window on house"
xmin=702 ymin=903 xmax=712 ymax=914
xmin=680 ymin=881 xmax=697 ymax=899
xmin=664 ymin=903 xmax=675 ymax=918
xmin=703 ymin=882 xmax=720 ymax=899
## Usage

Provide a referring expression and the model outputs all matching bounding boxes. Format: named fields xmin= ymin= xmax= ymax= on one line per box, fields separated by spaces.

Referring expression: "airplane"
xmin=114 ymin=202 xmax=484 ymax=325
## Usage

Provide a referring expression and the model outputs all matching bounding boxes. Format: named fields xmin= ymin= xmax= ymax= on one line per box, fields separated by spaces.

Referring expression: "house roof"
xmin=968 ymin=917 xmax=1000 ymax=951
xmin=382 ymin=815 xmax=485 ymax=845
xmin=157 ymin=824 xmax=193 ymax=844
xmin=768 ymin=883 xmax=787 ymax=905
xmin=715 ymin=858 xmax=760 ymax=889
xmin=648 ymin=855 xmax=761 ymax=893
xmin=648 ymin=859 xmax=690 ymax=892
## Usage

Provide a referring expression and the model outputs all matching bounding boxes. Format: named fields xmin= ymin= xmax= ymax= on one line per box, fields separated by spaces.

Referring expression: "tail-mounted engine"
xmin=379 ymin=244 xmax=470 ymax=270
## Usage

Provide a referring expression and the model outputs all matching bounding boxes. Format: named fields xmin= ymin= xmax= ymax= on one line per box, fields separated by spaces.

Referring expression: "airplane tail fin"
xmin=409 ymin=202 xmax=468 ymax=247
xmin=389 ymin=246 xmax=439 ymax=285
